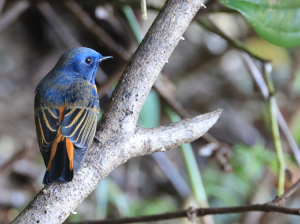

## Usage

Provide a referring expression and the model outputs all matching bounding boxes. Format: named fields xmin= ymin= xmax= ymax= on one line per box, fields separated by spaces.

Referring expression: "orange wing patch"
xmin=59 ymin=106 xmax=65 ymax=122
xmin=66 ymin=138 xmax=74 ymax=170
xmin=46 ymin=130 xmax=64 ymax=171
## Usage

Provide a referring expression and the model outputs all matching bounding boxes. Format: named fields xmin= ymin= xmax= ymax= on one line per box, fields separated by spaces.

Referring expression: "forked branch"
xmin=12 ymin=1 xmax=218 ymax=224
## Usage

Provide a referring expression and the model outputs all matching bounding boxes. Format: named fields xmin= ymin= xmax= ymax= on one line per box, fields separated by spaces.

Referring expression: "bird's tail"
xmin=43 ymin=138 xmax=74 ymax=184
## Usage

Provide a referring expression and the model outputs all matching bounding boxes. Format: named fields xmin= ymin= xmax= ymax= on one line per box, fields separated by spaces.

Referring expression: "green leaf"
xmin=218 ymin=0 xmax=300 ymax=47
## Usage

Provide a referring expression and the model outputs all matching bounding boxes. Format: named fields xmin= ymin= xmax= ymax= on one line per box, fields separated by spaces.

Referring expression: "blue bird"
xmin=34 ymin=47 xmax=112 ymax=184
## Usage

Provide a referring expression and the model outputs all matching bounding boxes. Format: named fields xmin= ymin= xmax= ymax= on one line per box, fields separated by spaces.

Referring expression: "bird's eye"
xmin=85 ymin=57 xmax=92 ymax=64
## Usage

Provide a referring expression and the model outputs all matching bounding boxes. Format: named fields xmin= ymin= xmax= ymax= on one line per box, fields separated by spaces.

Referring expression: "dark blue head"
xmin=55 ymin=47 xmax=112 ymax=84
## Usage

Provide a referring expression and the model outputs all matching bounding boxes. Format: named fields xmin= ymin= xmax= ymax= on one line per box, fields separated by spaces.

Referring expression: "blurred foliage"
xmin=138 ymin=89 xmax=161 ymax=128
xmin=203 ymin=143 xmax=280 ymax=223
xmin=128 ymin=195 xmax=178 ymax=216
xmin=204 ymin=142 xmax=296 ymax=201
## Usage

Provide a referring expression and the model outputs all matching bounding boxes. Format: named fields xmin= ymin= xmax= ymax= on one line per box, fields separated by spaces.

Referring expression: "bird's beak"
xmin=99 ymin=56 xmax=113 ymax=63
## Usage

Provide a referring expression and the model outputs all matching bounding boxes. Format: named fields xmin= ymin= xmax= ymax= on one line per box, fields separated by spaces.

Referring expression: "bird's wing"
xmin=61 ymin=100 xmax=99 ymax=149
xmin=61 ymin=99 xmax=99 ymax=171
xmin=34 ymin=102 xmax=59 ymax=168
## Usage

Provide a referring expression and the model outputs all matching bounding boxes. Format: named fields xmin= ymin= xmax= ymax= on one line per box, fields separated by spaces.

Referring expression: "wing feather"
xmin=61 ymin=101 xmax=99 ymax=172
xmin=61 ymin=107 xmax=98 ymax=149
xmin=35 ymin=105 xmax=59 ymax=167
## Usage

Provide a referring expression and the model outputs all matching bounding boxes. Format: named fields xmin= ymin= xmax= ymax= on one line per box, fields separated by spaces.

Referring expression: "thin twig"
xmin=0 ymin=0 xmax=6 ymax=15
xmin=38 ymin=1 xmax=110 ymax=91
xmin=63 ymin=1 xmax=134 ymax=96
xmin=154 ymin=75 xmax=219 ymax=143
xmin=263 ymin=63 xmax=286 ymax=195
xmin=151 ymin=152 xmax=191 ymax=198
xmin=37 ymin=2 xmax=80 ymax=48
xmin=239 ymin=52 xmax=269 ymax=99
xmin=242 ymin=168 xmax=274 ymax=224
xmin=240 ymin=52 xmax=300 ymax=166
xmin=41 ymin=0 xmax=163 ymax=12
xmin=198 ymin=18 xmax=270 ymax=63
xmin=64 ymin=1 xmax=131 ymax=62
xmin=96 ymin=5 xmax=149 ymax=96
xmin=0 ymin=144 xmax=35 ymax=179
xmin=271 ymin=178 xmax=300 ymax=206
xmin=276 ymin=109 xmax=300 ymax=165
xmin=141 ymin=0 xmax=147 ymax=20
xmin=0 ymin=147 xmax=27 ymax=178
xmin=0 ymin=1 xmax=30 ymax=32
xmin=97 ymin=64 xmax=126 ymax=98
xmin=69 ymin=204 xmax=300 ymax=224
xmin=154 ymin=74 xmax=232 ymax=172
xmin=67 ymin=176 xmax=300 ymax=224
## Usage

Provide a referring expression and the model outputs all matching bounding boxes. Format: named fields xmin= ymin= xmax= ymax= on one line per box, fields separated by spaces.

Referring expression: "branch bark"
xmin=11 ymin=1 xmax=220 ymax=223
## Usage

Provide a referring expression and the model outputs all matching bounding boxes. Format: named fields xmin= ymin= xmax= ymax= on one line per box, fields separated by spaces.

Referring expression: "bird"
xmin=34 ymin=47 xmax=112 ymax=184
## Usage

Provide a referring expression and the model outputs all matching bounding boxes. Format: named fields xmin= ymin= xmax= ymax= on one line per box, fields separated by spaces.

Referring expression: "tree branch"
xmin=12 ymin=1 xmax=218 ymax=223
xmin=130 ymin=109 xmax=222 ymax=157
xmin=71 ymin=204 xmax=300 ymax=224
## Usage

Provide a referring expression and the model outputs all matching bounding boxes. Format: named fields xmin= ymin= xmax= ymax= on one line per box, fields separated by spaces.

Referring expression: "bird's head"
xmin=55 ymin=47 xmax=112 ymax=84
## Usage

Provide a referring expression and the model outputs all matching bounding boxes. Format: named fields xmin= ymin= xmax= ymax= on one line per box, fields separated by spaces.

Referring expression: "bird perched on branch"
xmin=34 ymin=47 xmax=112 ymax=184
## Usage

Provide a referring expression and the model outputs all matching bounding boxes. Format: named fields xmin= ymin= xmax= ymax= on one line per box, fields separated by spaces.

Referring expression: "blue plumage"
xmin=36 ymin=47 xmax=101 ymax=106
xmin=34 ymin=47 xmax=112 ymax=184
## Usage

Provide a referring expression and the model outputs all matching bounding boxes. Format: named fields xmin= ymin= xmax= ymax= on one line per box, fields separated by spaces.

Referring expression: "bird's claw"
xmin=94 ymin=136 xmax=104 ymax=145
